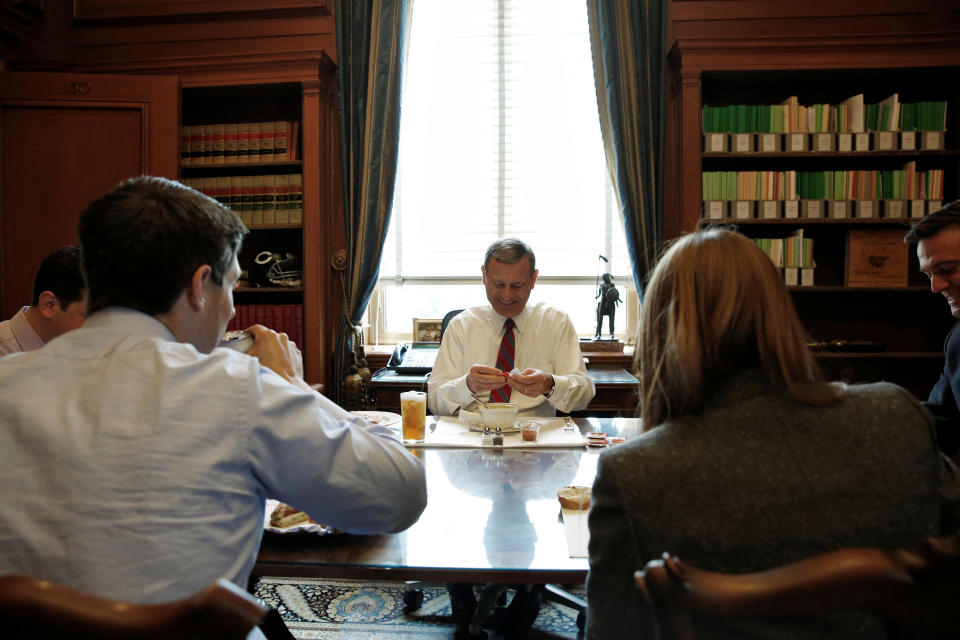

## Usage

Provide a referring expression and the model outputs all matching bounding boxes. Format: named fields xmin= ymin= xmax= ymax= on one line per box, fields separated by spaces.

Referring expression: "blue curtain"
xmin=333 ymin=0 xmax=411 ymax=403
xmin=586 ymin=0 xmax=666 ymax=295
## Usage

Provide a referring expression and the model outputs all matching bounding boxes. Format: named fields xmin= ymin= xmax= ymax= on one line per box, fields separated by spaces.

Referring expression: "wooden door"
xmin=0 ymin=71 xmax=178 ymax=319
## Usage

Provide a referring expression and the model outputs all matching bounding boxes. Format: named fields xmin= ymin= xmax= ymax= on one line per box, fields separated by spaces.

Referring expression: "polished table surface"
xmin=253 ymin=417 xmax=642 ymax=584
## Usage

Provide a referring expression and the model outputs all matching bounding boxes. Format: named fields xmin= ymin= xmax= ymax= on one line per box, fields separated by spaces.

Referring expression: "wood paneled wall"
xmin=0 ymin=2 xmax=345 ymax=387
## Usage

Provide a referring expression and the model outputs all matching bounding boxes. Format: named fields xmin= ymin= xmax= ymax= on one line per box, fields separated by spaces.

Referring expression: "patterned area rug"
xmin=254 ymin=577 xmax=583 ymax=639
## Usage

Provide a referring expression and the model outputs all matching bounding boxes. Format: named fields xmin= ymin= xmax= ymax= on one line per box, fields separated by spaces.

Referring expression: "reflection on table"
xmin=253 ymin=417 xmax=642 ymax=584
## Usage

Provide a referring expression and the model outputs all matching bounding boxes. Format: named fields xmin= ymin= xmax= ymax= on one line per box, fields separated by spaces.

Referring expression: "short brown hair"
xmin=904 ymin=200 xmax=960 ymax=243
xmin=79 ymin=176 xmax=247 ymax=316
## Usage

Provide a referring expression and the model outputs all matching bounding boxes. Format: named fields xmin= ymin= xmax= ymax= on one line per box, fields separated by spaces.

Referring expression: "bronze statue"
xmin=595 ymin=273 xmax=620 ymax=340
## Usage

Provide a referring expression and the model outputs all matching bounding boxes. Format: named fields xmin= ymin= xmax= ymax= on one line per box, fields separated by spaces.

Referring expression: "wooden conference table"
xmin=252 ymin=417 xmax=643 ymax=585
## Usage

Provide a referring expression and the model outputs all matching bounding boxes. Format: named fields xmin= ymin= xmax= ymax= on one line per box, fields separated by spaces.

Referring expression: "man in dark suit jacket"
xmin=906 ymin=199 xmax=960 ymax=457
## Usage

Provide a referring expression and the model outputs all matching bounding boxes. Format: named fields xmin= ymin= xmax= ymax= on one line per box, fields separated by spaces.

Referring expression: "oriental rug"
xmin=254 ymin=577 xmax=582 ymax=639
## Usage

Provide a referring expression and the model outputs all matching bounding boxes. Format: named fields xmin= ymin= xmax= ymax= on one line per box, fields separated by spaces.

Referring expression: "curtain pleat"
xmin=333 ymin=0 xmax=412 ymax=403
xmin=586 ymin=0 xmax=666 ymax=295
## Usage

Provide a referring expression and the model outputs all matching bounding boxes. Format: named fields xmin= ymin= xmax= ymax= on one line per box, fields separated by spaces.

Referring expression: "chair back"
xmin=440 ymin=309 xmax=464 ymax=341
xmin=635 ymin=530 xmax=960 ymax=640
xmin=0 ymin=574 xmax=292 ymax=639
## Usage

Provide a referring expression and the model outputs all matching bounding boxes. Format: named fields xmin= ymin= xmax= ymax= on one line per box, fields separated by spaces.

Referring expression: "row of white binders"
xmin=704 ymin=130 xmax=945 ymax=154
xmin=703 ymin=199 xmax=943 ymax=221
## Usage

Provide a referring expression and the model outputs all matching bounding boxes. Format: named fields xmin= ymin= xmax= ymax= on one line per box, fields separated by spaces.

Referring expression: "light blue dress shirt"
xmin=0 ymin=307 xmax=426 ymax=603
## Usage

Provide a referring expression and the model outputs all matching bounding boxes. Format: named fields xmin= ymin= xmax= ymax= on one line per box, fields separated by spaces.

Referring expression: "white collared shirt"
xmin=428 ymin=302 xmax=595 ymax=416
xmin=0 ymin=306 xmax=44 ymax=355
xmin=0 ymin=307 xmax=426 ymax=603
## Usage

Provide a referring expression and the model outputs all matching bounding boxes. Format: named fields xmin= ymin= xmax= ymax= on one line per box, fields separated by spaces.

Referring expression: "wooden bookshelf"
xmin=669 ymin=53 xmax=960 ymax=397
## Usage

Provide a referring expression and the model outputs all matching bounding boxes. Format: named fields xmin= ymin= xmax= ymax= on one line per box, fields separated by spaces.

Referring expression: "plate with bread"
xmin=350 ymin=410 xmax=401 ymax=428
xmin=264 ymin=499 xmax=340 ymax=535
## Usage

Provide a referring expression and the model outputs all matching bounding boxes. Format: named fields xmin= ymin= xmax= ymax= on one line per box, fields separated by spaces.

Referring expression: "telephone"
xmin=387 ymin=342 xmax=440 ymax=374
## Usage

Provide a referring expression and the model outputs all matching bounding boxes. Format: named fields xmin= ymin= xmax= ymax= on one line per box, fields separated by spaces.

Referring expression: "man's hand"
xmin=246 ymin=324 xmax=307 ymax=387
xmin=507 ymin=368 xmax=555 ymax=397
xmin=466 ymin=364 xmax=510 ymax=394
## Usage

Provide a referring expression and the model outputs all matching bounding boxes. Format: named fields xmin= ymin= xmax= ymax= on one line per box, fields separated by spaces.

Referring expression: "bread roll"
xmin=270 ymin=502 xmax=311 ymax=528
xmin=558 ymin=485 xmax=591 ymax=510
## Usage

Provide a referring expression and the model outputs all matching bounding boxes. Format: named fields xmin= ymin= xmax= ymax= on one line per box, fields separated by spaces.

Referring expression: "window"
xmin=369 ymin=0 xmax=634 ymax=345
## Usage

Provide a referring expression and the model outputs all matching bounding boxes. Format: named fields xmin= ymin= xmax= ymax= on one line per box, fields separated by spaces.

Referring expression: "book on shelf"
xmin=237 ymin=122 xmax=250 ymax=164
xmin=288 ymin=174 xmax=303 ymax=224
xmin=230 ymin=176 xmax=244 ymax=224
xmin=251 ymin=175 xmax=265 ymax=226
xmin=224 ymin=123 xmax=239 ymax=163
xmin=248 ymin=122 xmax=261 ymax=163
xmin=262 ymin=175 xmax=277 ymax=225
xmin=227 ymin=304 xmax=303 ymax=350
xmin=259 ymin=121 xmax=275 ymax=163
xmin=241 ymin=175 xmax=256 ymax=224
xmin=211 ymin=123 xmax=225 ymax=165
xmin=274 ymin=121 xmax=288 ymax=162
xmin=845 ymin=229 xmax=908 ymax=287
xmin=275 ymin=174 xmax=290 ymax=224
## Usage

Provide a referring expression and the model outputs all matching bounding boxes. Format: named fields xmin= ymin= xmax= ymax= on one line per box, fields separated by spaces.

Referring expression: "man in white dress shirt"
xmin=427 ymin=238 xmax=594 ymax=639
xmin=428 ymin=237 xmax=595 ymax=418
xmin=0 ymin=245 xmax=87 ymax=356
xmin=0 ymin=176 xmax=427 ymax=608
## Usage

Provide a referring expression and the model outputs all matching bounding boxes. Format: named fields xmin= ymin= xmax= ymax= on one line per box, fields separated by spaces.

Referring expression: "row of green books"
xmin=702 ymin=94 xmax=947 ymax=134
xmin=702 ymin=165 xmax=944 ymax=201
xmin=754 ymin=233 xmax=814 ymax=269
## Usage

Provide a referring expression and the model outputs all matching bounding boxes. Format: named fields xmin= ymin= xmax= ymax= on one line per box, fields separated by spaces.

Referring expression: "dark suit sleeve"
xmin=925 ymin=323 xmax=960 ymax=458
xmin=586 ymin=452 xmax=654 ymax=639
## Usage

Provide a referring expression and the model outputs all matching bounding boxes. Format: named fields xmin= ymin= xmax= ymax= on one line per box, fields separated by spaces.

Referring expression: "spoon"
xmin=470 ymin=392 xmax=491 ymax=409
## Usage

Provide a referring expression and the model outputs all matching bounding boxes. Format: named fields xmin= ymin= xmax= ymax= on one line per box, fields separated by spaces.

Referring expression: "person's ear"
xmin=36 ymin=291 xmax=60 ymax=318
xmin=185 ymin=265 xmax=212 ymax=311
xmin=481 ymin=265 xmax=487 ymax=284
xmin=530 ymin=269 xmax=539 ymax=289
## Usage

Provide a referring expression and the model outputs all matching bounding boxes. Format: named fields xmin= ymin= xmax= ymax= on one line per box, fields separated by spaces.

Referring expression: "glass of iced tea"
xmin=400 ymin=390 xmax=427 ymax=444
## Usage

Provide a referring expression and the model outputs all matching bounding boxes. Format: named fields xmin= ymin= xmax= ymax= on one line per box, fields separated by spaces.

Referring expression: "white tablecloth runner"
xmin=415 ymin=416 xmax=586 ymax=448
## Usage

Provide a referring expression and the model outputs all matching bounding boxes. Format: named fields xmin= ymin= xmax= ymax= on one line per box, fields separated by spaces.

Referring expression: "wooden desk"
xmin=369 ymin=366 xmax=638 ymax=416
xmin=253 ymin=417 xmax=642 ymax=584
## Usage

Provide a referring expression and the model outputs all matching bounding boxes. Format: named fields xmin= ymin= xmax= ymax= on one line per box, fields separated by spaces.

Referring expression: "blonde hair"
xmin=638 ymin=228 xmax=843 ymax=429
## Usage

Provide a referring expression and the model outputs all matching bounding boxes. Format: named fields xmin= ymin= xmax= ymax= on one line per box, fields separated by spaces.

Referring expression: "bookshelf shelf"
xmin=788 ymin=286 xmax=930 ymax=292
xmin=706 ymin=218 xmax=917 ymax=226
xmin=813 ymin=352 xmax=944 ymax=360
xmin=704 ymin=150 xmax=960 ymax=160
xmin=235 ymin=286 xmax=304 ymax=294
xmin=677 ymin=63 xmax=960 ymax=397
xmin=181 ymin=82 xmax=307 ymax=353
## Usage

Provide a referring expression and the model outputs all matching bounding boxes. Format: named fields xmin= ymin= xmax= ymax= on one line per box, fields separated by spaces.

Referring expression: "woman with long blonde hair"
xmin=586 ymin=228 xmax=958 ymax=639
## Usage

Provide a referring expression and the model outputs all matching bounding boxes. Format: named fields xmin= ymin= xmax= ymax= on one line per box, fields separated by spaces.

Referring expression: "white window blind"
xmin=374 ymin=0 xmax=632 ymax=341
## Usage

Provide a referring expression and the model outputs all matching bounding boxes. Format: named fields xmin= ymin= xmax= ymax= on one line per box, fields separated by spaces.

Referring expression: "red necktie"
xmin=490 ymin=318 xmax=515 ymax=403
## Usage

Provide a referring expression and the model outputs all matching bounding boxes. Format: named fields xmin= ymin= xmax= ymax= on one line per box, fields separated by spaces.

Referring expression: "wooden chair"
xmin=0 ymin=574 xmax=294 ymax=639
xmin=635 ymin=530 xmax=960 ymax=640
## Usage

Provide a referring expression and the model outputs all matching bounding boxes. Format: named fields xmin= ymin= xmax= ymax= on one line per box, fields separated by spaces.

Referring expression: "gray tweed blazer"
xmin=585 ymin=369 xmax=960 ymax=640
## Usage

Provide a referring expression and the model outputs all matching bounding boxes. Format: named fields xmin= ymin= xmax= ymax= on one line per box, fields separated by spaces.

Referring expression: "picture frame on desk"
xmin=412 ymin=318 xmax=442 ymax=343
xmin=845 ymin=229 xmax=909 ymax=287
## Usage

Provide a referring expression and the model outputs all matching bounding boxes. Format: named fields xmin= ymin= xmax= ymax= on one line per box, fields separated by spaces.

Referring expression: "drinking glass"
xmin=400 ymin=390 xmax=427 ymax=444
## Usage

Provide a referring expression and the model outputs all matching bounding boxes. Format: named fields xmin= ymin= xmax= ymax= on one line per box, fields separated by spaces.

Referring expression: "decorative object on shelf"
xmin=412 ymin=318 xmax=442 ymax=343
xmin=594 ymin=271 xmax=621 ymax=340
xmin=250 ymin=250 xmax=302 ymax=288
xmin=845 ymin=229 xmax=909 ymax=287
